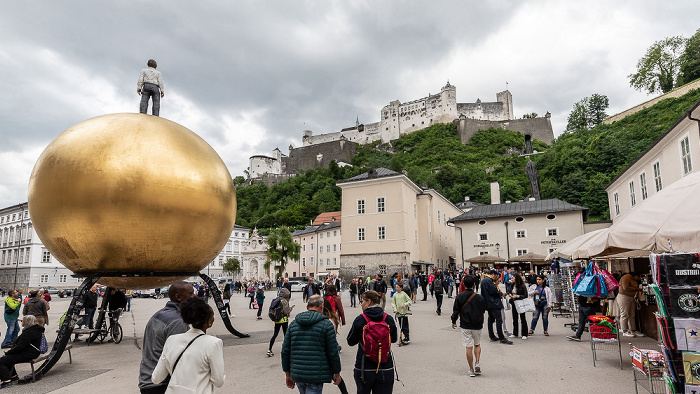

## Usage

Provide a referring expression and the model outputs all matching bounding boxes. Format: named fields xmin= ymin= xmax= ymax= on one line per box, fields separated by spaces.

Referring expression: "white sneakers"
xmin=508 ymin=334 xmax=516 ymax=338
xmin=632 ymin=331 xmax=645 ymax=337
xmin=474 ymin=364 xmax=481 ymax=373
xmin=468 ymin=370 xmax=476 ymax=377
xmin=522 ymin=336 xmax=527 ymax=340
xmin=622 ymin=331 xmax=635 ymax=337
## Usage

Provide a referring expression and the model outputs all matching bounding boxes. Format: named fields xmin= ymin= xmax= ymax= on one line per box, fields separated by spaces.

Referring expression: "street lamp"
xmin=495 ymin=243 xmax=500 ymax=257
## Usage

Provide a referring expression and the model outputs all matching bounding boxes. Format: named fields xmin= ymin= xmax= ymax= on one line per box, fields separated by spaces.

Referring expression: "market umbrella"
xmin=587 ymin=171 xmax=700 ymax=257
xmin=545 ymin=228 xmax=607 ymax=261
xmin=508 ymin=252 xmax=547 ymax=263
xmin=464 ymin=254 xmax=506 ymax=264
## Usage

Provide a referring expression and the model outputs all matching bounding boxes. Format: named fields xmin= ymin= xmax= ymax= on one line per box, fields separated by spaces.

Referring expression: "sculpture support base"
xmin=200 ymin=273 xmax=250 ymax=338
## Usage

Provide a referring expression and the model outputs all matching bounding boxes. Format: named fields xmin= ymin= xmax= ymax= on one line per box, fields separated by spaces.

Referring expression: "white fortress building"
xmin=301 ymin=82 xmax=513 ymax=146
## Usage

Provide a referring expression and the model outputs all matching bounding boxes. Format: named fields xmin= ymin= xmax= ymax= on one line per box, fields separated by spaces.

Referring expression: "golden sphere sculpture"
xmin=28 ymin=114 xmax=237 ymax=289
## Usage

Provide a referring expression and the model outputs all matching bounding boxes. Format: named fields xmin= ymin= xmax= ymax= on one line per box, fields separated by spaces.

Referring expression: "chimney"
xmin=464 ymin=196 xmax=470 ymax=201
xmin=490 ymin=182 xmax=500 ymax=205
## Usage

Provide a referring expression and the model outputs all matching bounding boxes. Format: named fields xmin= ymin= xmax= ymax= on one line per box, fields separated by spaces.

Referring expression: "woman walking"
xmin=222 ymin=283 xmax=232 ymax=315
xmin=347 ymin=290 xmax=398 ymax=394
xmin=529 ymin=275 xmax=553 ymax=336
xmin=323 ymin=285 xmax=346 ymax=327
xmin=0 ymin=315 xmax=43 ymax=388
xmin=268 ymin=288 xmax=293 ymax=357
xmin=152 ymin=297 xmax=225 ymax=393
xmin=508 ymin=273 xmax=529 ymax=340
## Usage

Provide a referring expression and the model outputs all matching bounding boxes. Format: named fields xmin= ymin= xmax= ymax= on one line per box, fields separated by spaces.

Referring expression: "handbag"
xmin=573 ymin=264 xmax=597 ymax=297
xmin=514 ymin=297 xmax=536 ymax=314
xmin=597 ymin=267 xmax=619 ymax=292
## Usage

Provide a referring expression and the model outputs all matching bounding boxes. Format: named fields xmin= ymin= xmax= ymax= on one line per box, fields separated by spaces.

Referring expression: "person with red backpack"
xmin=324 ymin=285 xmax=346 ymax=326
xmin=347 ymin=290 xmax=398 ymax=394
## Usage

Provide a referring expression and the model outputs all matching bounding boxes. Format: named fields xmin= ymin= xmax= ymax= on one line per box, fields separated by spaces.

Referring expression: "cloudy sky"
xmin=1 ymin=1 xmax=698 ymax=207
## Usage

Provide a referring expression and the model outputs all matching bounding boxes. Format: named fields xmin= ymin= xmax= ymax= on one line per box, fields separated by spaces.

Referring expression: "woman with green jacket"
xmin=392 ymin=282 xmax=412 ymax=343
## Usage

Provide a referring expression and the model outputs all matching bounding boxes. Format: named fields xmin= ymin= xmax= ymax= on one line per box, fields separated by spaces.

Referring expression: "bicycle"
xmin=97 ymin=309 xmax=123 ymax=344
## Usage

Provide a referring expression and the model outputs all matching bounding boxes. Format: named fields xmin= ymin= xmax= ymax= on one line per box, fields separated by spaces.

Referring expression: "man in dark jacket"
xmin=302 ymin=277 xmax=321 ymax=303
xmin=433 ymin=271 xmax=446 ymax=315
xmin=139 ymin=281 xmax=193 ymax=394
xmin=452 ymin=275 xmax=487 ymax=377
xmin=281 ymin=295 xmax=341 ymax=392
xmin=480 ymin=270 xmax=512 ymax=345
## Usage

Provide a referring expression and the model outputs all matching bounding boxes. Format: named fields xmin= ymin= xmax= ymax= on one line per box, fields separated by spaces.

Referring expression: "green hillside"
xmin=236 ymin=87 xmax=700 ymax=231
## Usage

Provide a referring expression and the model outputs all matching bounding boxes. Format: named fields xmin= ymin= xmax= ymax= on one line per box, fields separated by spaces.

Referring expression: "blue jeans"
xmin=139 ymin=82 xmax=161 ymax=116
xmin=126 ymin=296 xmax=132 ymax=311
xmin=530 ymin=301 xmax=549 ymax=331
xmin=297 ymin=382 xmax=324 ymax=394
xmin=78 ymin=308 xmax=96 ymax=329
xmin=2 ymin=319 xmax=19 ymax=346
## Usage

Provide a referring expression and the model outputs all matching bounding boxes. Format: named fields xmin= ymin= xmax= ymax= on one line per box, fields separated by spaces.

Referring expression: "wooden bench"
xmin=27 ymin=344 xmax=73 ymax=382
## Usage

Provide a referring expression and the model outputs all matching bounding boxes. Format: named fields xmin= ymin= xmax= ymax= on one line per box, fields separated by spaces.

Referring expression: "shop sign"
xmin=473 ymin=243 xmax=495 ymax=248
xmin=540 ymin=239 xmax=566 ymax=245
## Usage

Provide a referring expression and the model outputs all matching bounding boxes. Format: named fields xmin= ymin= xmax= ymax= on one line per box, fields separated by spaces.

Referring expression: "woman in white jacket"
xmin=152 ymin=297 xmax=225 ymax=393
xmin=528 ymin=275 xmax=554 ymax=336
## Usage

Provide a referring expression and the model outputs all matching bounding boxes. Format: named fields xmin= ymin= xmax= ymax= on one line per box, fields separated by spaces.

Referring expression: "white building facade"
xmin=203 ymin=224 xmax=250 ymax=280
xmin=606 ymin=99 xmax=700 ymax=221
xmin=0 ymin=203 xmax=79 ymax=291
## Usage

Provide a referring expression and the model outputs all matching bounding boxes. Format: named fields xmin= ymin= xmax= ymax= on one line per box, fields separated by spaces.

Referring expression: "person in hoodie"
xmin=392 ymin=282 xmax=412 ymax=344
xmin=347 ymin=290 xmax=398 ymax=394
xmin=282 ymin=295 xmax=341 ymax=393
xmin=451 ymin=275 xmax=487 ymax=377
xmin=0 ymin=315 xmax=44 ymax=388
xmin=268 ymin=287 xmax=293 ymax=357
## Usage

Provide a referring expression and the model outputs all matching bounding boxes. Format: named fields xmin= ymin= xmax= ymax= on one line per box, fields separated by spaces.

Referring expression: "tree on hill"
xmin=629 ymin=36 xmax=686 ymax=94
xmin=678 ymin=29 xmax=700 ymax=86
xmin=265 ymin=226 xmax=300 ymax=278
xmin=566 ymin=94 xmax=609 ymax=132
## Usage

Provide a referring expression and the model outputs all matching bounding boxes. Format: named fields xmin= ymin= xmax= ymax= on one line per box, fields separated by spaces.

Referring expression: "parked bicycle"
xmin=96 ymin=309 xmax=123 ymax=344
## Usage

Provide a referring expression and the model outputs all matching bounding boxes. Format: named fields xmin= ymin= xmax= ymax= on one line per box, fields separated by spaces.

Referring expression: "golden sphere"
xmin=28 ymin=114 xmax=236 ymax=289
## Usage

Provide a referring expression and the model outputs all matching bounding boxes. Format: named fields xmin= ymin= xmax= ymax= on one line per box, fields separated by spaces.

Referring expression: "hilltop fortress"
xmin=248 ymin=82 xmax=554 ymax=184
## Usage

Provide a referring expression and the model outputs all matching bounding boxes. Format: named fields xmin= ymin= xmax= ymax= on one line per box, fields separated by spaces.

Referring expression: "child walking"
xmin=392 ymin=282 xmax=412 ymax=344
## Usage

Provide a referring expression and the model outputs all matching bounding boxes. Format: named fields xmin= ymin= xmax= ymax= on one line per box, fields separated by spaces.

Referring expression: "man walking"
xmin=374 ymin=275 xmax=388 ymax=310
xmin=452 ymin=275 xmax=487 ymax=377
xmin=138 ymin=281 xmax=194 ymax=394
xmin=282 ymin=295 xmax=341 ymax=393
xmin=302 ymin=277 xmax=321 ymax=303
xmin=420 ymin=272 xmax=428 ymax=301
xmin=137 ymin=59 xmax=165 ymax=116
xmin=481 ymin=270 xmax=512 ymax=345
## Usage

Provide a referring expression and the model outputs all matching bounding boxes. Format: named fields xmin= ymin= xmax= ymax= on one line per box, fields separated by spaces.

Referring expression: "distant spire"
xmin=356 ymin=115 xmax=359 ymax=127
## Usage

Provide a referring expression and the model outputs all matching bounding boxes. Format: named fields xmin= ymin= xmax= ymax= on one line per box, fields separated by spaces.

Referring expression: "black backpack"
xmin=433 ymin=278 xmax=444 ymax=294
xmin=268 ymin=297 xmax=283 ymax=321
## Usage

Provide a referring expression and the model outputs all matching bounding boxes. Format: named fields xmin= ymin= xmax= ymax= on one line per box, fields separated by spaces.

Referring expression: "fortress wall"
xmin=287 ymin=139 xmax=357 ymax=173
xmin=303 ymin=131 xmax=343 ymax=147
xmin=457 ymin=116 xmax=554 ymax=145
xmin=249 ymin=156 xmax=279 ymax=178
xmin=457 ymin=102 xmax=506 ymax=120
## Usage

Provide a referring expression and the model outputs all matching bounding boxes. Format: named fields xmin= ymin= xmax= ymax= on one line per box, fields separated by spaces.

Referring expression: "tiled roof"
xmin=312 ymin=211 xmax=342 ymax=225
xmin=338 ymin=167 xmax=400 ymax=183
xmin=291 ymin=226 xmax=318 ymax=236
xmin=317 ymin=221 xmax=341 ymax=231
xmin=449 ymin=198 xmax=588 ymax=222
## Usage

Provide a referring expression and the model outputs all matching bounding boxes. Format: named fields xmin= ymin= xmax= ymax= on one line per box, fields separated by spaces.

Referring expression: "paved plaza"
xmin=7 ymin=289 xmax=655 ymax=393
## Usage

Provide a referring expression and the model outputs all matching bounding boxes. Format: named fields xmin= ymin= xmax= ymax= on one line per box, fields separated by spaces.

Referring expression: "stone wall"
xmin=249 ymin=173 xmax=295 ymax=187
xmin=339 ymin=252 xmax=412 ymax=280
xmin=456 ymin=115 xmax=554 ymax=145
xmin=286 ymin=139 xmax=357 ymax=173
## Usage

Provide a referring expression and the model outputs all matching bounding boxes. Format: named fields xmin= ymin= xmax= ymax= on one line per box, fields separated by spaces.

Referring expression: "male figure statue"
xmin=137 ymin=59 xmax=165 ymax=116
